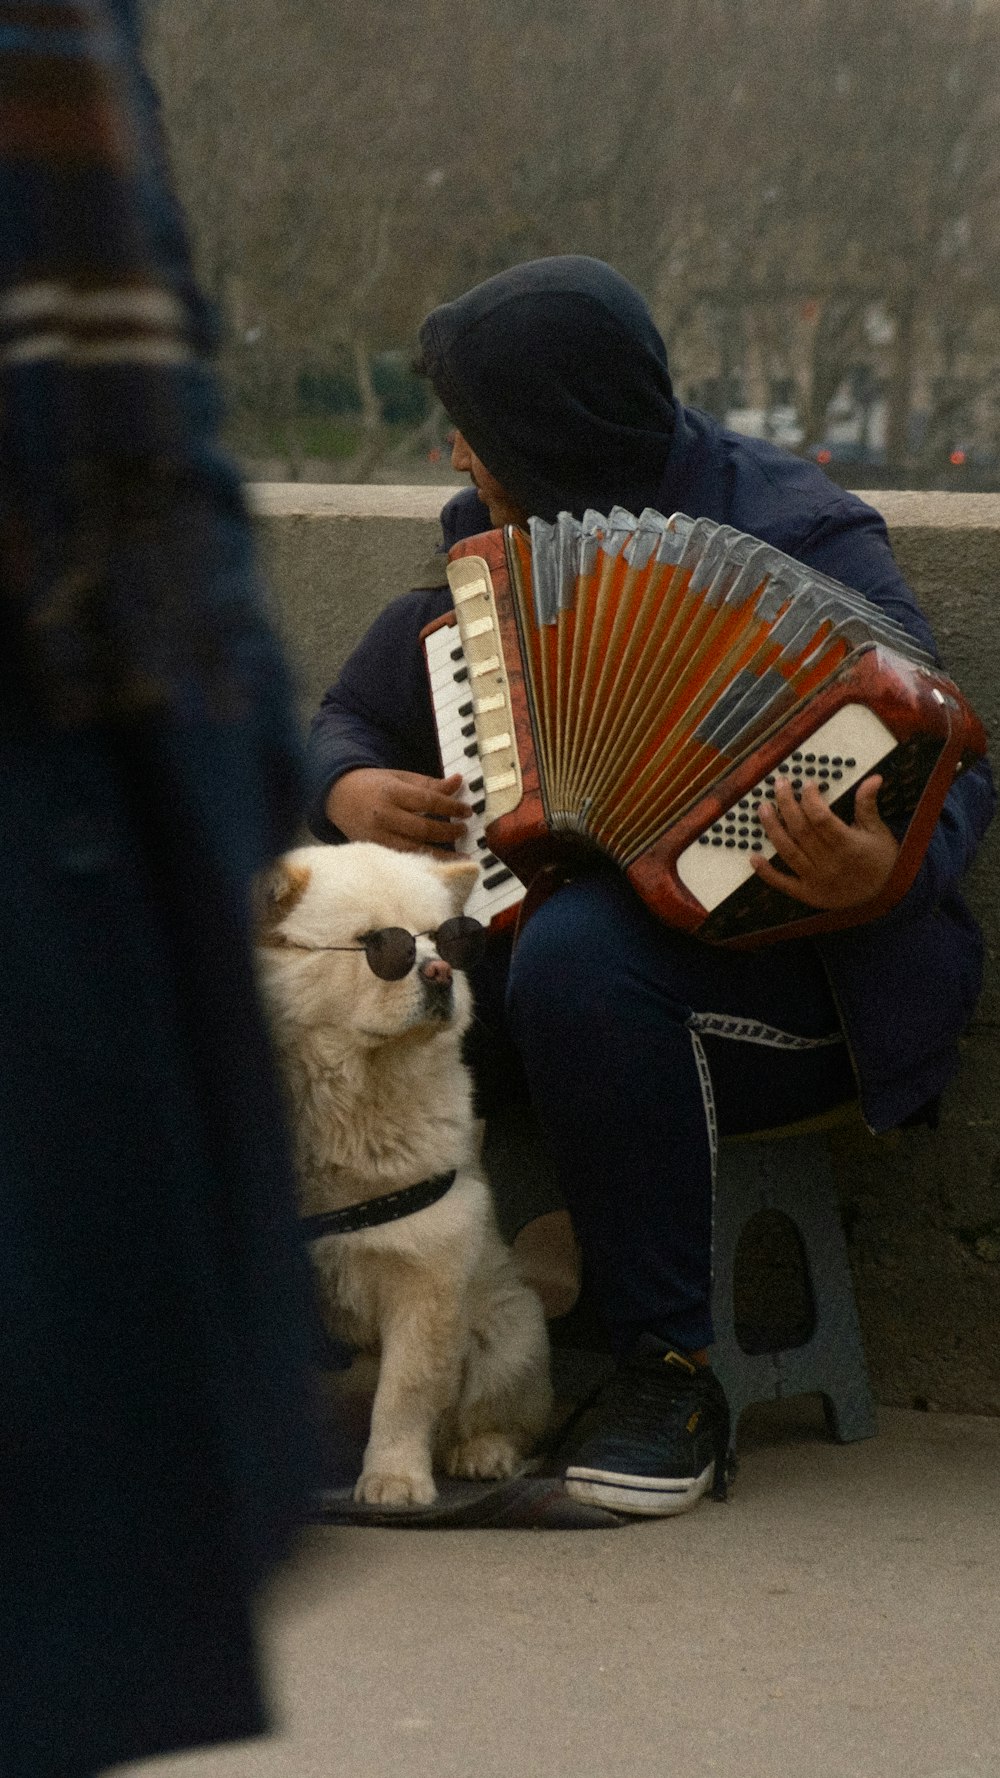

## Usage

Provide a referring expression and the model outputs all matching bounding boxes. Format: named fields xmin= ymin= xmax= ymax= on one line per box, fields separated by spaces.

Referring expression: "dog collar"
xmin=299 ymin=1171 xmax=458 ymax=1240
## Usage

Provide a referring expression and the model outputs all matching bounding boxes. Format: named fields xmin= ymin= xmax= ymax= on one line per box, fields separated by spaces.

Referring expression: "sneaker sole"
xmin=564 ymin=1459 xmax=715 ymax=1517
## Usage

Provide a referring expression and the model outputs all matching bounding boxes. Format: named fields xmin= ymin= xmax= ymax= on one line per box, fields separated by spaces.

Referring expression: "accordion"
xmin=421 ymin=507 xmax=986 ymax=946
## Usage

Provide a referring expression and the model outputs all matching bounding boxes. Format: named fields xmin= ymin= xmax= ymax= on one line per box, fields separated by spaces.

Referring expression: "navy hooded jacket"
xmin=307 ymin=257 xmax=994 ymax=1133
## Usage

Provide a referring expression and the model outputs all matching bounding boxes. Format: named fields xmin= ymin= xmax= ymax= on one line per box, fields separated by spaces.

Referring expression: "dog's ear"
xmin=253 ymin=857 xmax=312 ymax=939
xmin=432 ymin=858 xmax=481 ymax=915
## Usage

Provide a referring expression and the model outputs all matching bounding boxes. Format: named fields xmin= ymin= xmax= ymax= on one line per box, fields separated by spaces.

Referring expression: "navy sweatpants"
xmin=468 ymin=869 xmax=856 ymax=1355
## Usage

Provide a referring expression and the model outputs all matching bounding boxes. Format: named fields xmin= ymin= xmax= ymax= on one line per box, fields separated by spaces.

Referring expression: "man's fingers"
xmin=753 ymin=781 xmax=851 ymax=904
xmin=380 ymin=804 xmax=467 ymax=848
xmin=749 ymin=853 xmax=817 ymax=904
xmin=757 ymin=780 xmax=852 ymax=868
xmin=756 ymin=793 xmax=814 ymax=873
xmin=377 ymin=774 xmax=471 ymax=850
xmin=777 ymin=778 xmax=841 ymax=842
xmin=749 ymin=769 xmax=900 ymax=910
xmin=326 ymin=766 xmax=472 ymax=850
xmin=852 ymin=774 xmax=886 ymax=830
xmin=793 ymin=781 xmax=854 ymax=847
xmin=392 ymin=773 xmax=473 ymax=820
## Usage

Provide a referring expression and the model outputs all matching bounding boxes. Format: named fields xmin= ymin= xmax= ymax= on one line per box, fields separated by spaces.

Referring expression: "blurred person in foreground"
xmin=0 ymin=4 xmax=318 ymax=1774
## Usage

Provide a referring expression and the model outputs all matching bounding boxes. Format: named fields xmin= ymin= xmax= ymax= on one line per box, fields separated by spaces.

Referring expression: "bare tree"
xmin=147 ymin=0 xmax=1000 ymax=484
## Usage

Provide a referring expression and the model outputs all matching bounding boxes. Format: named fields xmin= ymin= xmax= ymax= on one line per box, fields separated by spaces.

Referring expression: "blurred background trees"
xmin=148 ymin=0 xmax=1000 ymax=489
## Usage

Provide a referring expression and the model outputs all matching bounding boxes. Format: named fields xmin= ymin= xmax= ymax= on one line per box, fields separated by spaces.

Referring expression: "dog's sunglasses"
xmin=316 ymin=915 xmax=487 ymax=981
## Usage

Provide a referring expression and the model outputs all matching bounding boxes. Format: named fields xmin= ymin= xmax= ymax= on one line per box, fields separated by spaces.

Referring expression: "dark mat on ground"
xmin=309 ymin=1347 xmax=623 ymax=1530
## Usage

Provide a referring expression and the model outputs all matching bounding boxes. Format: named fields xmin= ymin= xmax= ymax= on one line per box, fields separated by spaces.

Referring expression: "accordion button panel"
xmin=675 ymin=704 xmax=899 ymax=912
xmin=423 ymin=616 xmax=525 ymax=929
xmin=444 ymin=557 xmax=524 ymax=822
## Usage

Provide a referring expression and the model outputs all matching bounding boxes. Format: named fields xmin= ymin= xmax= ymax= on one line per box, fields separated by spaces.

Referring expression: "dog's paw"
xmin=354 ymin=1468 xmax=437 ymax=1508
xmin=444 ymin=1432 xmax=521 ymax=1481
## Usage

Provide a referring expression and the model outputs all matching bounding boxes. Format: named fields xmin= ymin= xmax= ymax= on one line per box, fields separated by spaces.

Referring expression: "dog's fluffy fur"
xmin=256 ymin=842 xmax=552 ymax=1507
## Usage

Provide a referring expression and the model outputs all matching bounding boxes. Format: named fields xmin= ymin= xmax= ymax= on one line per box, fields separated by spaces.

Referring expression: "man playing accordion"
xmin=306 ymin=256 xmax=993 ymax=1518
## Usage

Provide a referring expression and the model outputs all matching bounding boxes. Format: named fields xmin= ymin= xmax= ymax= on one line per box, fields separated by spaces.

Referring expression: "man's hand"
xmin=325 ymin=767 xmax=472 ymax=853
xmin=751 ymin=774 xmax=900 ymax=909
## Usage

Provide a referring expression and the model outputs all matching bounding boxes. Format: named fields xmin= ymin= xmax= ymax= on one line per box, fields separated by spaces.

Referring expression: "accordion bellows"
xmin=423 ymin=508 xmax=986 ymax=946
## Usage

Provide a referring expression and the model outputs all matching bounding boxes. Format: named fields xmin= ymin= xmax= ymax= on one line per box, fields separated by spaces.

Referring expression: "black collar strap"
xmin=300 ymin=1171 xmax=458 ymax=1241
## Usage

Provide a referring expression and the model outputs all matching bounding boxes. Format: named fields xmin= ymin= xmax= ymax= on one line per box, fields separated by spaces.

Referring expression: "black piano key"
xmin=472 ymin=799 xmax=486 ymax=814
xmin=483 ymin=868 xmax=514 ymax=889
xmin=461 ymin=721 xmax=476 ymax=737
xmin=450 ymin=646 xmax=464 ymax=661
xmin=463 ymin=742 xmax=479 ymax=758
xmin=453 ymin=667 xmax=469 ymax=683
xmin=458 ymin=701 xmax=473 ymax=717
xmin=468 ymin=776 xmax=484 ymax=792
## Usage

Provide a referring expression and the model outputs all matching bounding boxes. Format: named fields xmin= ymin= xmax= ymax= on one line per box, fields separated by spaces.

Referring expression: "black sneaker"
xmin=556 ymin=1335 xmax=733 ymax=1516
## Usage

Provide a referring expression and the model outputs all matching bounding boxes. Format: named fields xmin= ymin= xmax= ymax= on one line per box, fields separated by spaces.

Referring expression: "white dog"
xmin=256 ymin=842 xmax=552 ymax=1508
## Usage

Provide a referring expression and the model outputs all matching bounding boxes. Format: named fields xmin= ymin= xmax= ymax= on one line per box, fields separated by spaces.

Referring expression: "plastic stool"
xmin=710 ymin=1126 xmax=878 ymax=1448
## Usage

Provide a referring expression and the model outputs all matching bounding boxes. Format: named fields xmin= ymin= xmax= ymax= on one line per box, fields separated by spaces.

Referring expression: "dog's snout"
xmin=419 ymin=954 xmax=454 ymax=1021
xmin=419 ymin=956 xmax=452 ymax=986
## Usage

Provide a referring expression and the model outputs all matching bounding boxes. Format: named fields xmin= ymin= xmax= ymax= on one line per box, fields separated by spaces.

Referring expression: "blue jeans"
xmin=469 ymin=868 xmax=856 ymax=1354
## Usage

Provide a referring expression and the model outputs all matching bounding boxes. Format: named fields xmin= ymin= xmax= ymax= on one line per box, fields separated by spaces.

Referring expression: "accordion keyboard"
xmin=676 ymin=704 xmax=899 ymax=912
xmin=423 ymin=617 xmax=525 ymax=929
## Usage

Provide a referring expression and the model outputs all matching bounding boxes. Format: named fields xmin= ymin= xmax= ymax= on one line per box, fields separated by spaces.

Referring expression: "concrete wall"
xmin=251 ymin=483 xmax=1000 ymax=1414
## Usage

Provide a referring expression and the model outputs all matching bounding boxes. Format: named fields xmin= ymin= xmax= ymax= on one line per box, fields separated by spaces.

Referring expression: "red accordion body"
xmin=421 ymin=510 xmax=987 ymax=947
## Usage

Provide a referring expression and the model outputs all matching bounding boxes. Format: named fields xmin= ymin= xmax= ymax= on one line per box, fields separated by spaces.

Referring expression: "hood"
xmin=418 ymin=256 xmax=675 ymax=523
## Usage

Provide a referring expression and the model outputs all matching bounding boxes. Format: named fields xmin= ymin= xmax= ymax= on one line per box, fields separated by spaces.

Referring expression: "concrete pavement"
xmin=120 ymin=1398 xmax=1000 ymax=1778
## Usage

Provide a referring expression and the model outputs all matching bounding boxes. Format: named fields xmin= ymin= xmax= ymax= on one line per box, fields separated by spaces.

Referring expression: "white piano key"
xmin=424 ymin=615 xmax=526 ymax=928
xmin=429 ymin=683 xmax=471 ymax=722
xmin=436 ymin=713 xmax=478 ymax=752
